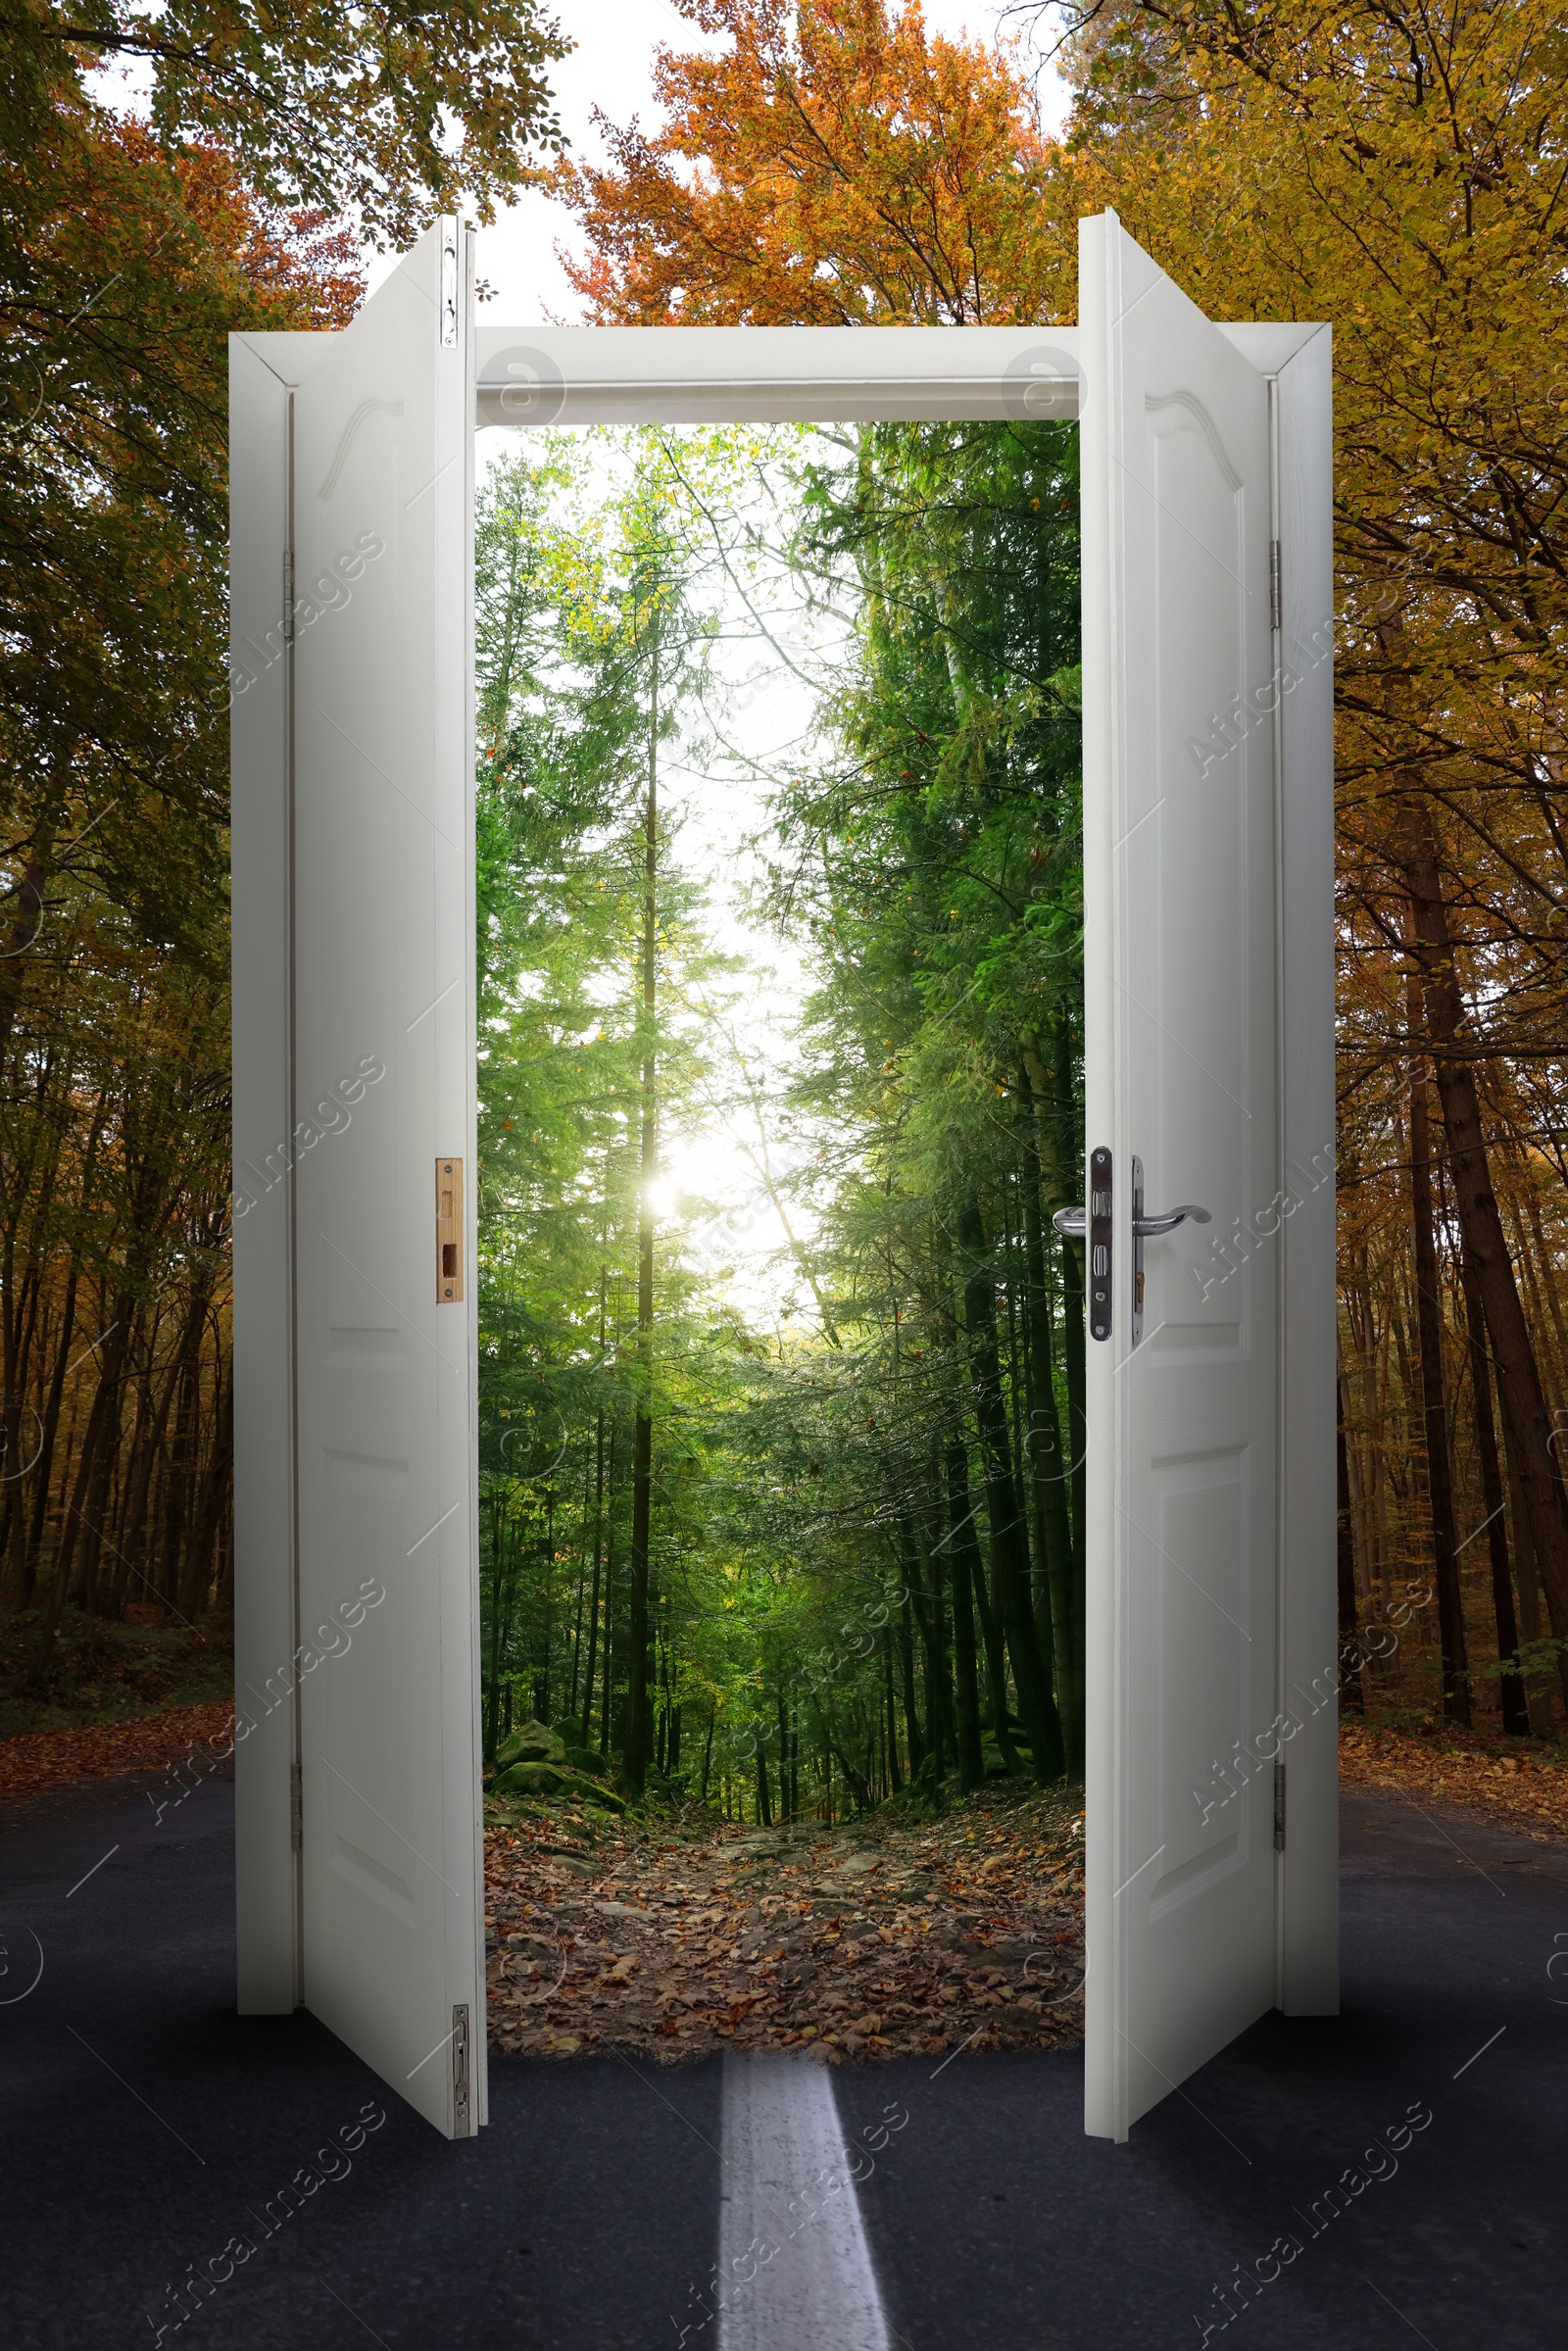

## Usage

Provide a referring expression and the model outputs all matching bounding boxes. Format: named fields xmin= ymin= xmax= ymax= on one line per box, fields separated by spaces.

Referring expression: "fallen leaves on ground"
xmin=483 ymin=1780 xmax=1086 ymax=2066
xmin=0 ymin=1702 xmax=235 ymax=1799
xmin=1340 ymin=1719 xmax=1568 ymax=1842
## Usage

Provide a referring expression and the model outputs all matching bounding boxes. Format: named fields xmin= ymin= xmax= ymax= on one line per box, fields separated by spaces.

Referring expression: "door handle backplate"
xmin=1053 ymin=1161 xmax=1210 ymax=1347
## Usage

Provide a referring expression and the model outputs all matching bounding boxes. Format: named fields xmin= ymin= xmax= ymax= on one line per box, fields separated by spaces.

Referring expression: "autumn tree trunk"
xmin=1405 ymin=982 xmax=1469 ymax=1724
xmin=943 ymin=1420 xmax=1012 ymax=1768
xmin=1335 ymin=1402 xmax=1364 ymax=1712
xmin=898 ymin=1587 xmax=925 ymax=1773
xmin=1396 ymin=796 xmax=1568 ymax=1716
xmin=908 ymin=1508 xmax=955 ymax=1772
xmin=1457 ymin=1253 xmax=1530 ymax=1738
xmin=580 ymin=1408 xmax=606 ymax=1744
xmin=599 ymin=1417 xmax=619 ymax=1759
xmin=882 ymin=1628 xmax=903 ymax=1791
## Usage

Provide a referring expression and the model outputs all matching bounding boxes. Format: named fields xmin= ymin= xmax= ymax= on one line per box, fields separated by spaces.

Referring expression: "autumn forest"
xmin=5 ymin=0 xmax=1568 ymax=1806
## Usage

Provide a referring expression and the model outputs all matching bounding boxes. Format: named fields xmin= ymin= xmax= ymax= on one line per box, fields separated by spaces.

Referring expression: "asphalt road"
xmin=1 ymin=1769 xmax=1562 ymax=2349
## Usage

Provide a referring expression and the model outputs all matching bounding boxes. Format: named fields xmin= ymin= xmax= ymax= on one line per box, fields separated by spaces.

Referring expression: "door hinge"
xmin=1268 ymin=538 xmax=1282 ymax=633
xmin=289 ymin=1760 xmax=303 ymax=1852
xmin=282 ymin=548 xmax=296 ymax=644
xmin=1273 ymin=1761 xmax=1286 ymax=1851
xmin=451 ymin=2002 xmax=471 ymax=2135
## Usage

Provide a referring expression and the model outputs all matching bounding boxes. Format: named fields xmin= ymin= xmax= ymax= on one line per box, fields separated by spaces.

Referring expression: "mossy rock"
xmin=492 ymin=1759 xmax=568 ymax=1796
xmin=564 ymin=1742 xmax=610 ymax=1774
xmin=496 ymin=1718 xmax=566 ymax=1769
xmin=980 ymin=1727 xmax=1035 ymax=1775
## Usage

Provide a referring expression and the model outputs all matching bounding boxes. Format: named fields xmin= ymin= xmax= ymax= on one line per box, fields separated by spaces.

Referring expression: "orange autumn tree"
xmin=562 ymin=0 xmax=1568 ymax=1736
xmin=560 ymin=0 xmax=1070 ymax=324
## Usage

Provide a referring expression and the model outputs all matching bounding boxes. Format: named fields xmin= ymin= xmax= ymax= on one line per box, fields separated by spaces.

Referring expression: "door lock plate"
xmin=1131 ymin=1153 xmax=1145 ymax=1347
xmin=1089 ymin=1146 xmax=1112 ymax=1341
xmin=436 ymin=1158 xmax=464 ymax=1301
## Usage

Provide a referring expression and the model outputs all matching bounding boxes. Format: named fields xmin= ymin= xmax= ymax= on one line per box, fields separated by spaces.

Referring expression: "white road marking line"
xmin=717 ymin=2053 xmax=891 ymax=2351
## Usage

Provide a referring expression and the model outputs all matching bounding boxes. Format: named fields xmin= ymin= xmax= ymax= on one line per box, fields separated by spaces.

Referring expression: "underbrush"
xmin=0 ymin=1605 xmax=232 ymax=1740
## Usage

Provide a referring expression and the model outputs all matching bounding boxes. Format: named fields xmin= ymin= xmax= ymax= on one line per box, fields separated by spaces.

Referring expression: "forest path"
xmin=483 ymin=1781 xmax=1086 ymax=2064
xmin=0 ymin=1770 xmax=1562 ymax=2346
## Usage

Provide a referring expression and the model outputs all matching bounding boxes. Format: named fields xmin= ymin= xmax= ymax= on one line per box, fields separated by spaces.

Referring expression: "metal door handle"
xmin=1053 ymin=1200 xmax=1211 ymax=1239
xmin=1132 ymin=1203 xmax=1211 ymax=1237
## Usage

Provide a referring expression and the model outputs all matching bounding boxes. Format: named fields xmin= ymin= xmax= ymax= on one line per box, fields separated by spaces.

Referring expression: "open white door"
xmin=234 ymin=222 xmax=1328 ymax=2146
xmin=1079 ymin=213 xmax=1320 ymax=2140
xmin=231 ymin=222 xmax=484 ymax=2137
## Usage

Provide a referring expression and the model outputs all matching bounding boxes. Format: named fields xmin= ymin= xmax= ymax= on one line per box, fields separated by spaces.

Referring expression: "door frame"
xmin=229 ymin=222 xmax=1335 ymax=2114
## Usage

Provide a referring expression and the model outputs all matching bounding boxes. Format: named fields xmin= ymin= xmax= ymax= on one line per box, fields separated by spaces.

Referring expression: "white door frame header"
xmin=473 ymin=319 xmax=1326 ymax=429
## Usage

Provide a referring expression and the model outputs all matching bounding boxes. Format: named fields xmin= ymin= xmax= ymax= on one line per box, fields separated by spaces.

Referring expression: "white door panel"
xmin=1080 ymin=213 xmax=1279 ymax=2140
xmin=288 ymin=222 xmax=483 ymax=2137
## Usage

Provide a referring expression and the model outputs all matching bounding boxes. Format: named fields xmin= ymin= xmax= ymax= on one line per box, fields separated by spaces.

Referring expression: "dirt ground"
xmin=482 ymin=1780 xmax=1087 ymax=2064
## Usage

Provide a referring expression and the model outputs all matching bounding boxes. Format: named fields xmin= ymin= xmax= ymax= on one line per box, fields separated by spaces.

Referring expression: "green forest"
xmin=472 ymin=416 xmax=1088 ymax=1818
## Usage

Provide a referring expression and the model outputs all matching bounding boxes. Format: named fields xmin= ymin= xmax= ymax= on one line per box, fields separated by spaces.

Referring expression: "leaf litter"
xmin=1340 ymin=1718 xmax=1568 ymax=1842
xmin=483 ymin=1779 xmax=1086 ymax=2065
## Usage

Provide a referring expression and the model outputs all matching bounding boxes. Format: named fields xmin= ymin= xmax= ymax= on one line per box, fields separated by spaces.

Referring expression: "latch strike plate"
xmin=440 ymin=220 xmax=460 ymax=348
xmin=1273 ymin=1761 xmax=1286 ymax=1851
xmin=289 ymin=1760 xmax=303 ymax=1853
xmin=436 ymin=1157 xmax=464 ymax=1301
